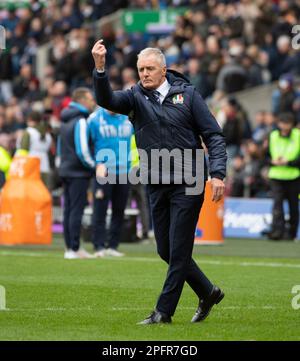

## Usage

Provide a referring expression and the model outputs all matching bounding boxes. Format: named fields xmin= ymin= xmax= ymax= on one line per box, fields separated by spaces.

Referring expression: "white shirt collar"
xmin=155 ymin=79 xmax=171 ymax=99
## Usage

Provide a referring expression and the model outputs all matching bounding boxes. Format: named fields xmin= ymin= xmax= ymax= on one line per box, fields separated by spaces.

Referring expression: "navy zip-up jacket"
xmin=58 ymin=102 xmax=94 ymax=178
xmin=93 ymin=68 xmax=227 ymax=182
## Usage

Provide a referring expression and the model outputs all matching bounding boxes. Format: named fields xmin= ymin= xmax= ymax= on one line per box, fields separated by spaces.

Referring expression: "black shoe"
xmin=268 ymin=230 xmax=283 ymax=241
xmin=138 ymin=310 xmax=171 ymax=325
xmin=142 ymin=232 xmax=149 ymax=240
xmin=261 ymin=228 xmax=272 ymax=237
xmin=282 ymin=230 xmax=296 ymax=241
xmin=191 ymin=286 xmax=224 ymax=323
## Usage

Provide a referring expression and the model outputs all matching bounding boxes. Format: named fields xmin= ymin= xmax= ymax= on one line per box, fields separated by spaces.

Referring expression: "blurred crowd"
xmin=0 ymin=0 xmax=300 ymax=198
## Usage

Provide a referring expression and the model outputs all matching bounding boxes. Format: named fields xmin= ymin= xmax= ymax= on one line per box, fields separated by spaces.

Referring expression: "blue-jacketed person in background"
xmin=58 ymin=87 xmax=96 ymax=259
xmin=88 ymin=105 xmax=133 ymax=257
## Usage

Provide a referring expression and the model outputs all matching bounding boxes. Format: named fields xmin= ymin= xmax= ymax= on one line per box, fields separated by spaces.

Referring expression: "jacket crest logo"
xmin=172 ymin=94 xmax=184 ymax=104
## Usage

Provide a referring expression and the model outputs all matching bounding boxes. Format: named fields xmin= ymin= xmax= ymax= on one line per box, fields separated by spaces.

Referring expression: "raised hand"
xmin=91 ymin=39 xmax=107 ymax=71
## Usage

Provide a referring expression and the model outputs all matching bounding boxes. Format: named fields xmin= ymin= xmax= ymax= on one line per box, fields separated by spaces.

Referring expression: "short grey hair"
xmin=137 ymin=47 xmax=166 ymax=67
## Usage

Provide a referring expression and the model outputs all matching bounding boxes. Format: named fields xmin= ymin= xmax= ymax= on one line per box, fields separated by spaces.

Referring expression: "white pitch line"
xmin=94 ymin=256 xmax=300 ymax=269
xmin=81 ymin=256 xmax=300 ymax=269
xmin=111 ymin=305 xmax=280 ymax=311
xmin=0 ymin=251 xmax=57 ymax=258
xmin=0 ymin=251 xmax=299 ymax=268
xmin=199 ymin=259 xmax=300 ymax=269
xmin=3 ymin=307 xmax=94 ymax=312
xmin=2 ymin=305 xmax=280 ymax=313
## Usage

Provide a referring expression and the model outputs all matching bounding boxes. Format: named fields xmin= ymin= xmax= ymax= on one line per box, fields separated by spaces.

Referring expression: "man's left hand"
xmin=211 ymin=178 xmax=225 ymax=202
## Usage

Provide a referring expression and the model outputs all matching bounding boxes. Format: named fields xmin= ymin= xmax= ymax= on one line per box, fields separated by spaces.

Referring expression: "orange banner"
xmin=0 ymin=156 xmax=52 ymax=245
xmin=194 ymin=180 xmax=224 ymax=245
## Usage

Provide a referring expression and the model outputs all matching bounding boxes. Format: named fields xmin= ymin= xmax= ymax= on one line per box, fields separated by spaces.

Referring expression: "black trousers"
xmin=92 ymin=176 xmax=130 ymax=251
xmin=270 ymin=178 xmax=300 ymax=238
xmin=148 ymin=184 xmax=213 ymax=316
xmin=62 ymin=177 xmax=90 ymax=252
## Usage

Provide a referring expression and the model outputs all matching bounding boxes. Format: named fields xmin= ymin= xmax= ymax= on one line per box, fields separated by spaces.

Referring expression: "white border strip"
xmin=0 ymin=251 xmax=299 ymax=268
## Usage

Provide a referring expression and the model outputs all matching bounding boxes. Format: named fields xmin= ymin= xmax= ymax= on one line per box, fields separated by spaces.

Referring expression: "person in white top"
xmin=18 ymin=111 xmax=53 ymax=189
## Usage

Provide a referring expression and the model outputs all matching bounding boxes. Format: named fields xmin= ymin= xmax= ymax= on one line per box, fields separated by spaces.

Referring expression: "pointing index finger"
xmin=94 ymin=39 xmax=104 ymax=48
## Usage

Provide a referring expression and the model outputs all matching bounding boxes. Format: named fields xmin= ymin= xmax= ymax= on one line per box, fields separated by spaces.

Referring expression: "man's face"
xmin=278 ymin=121 xmax=293 ymax=136
xmin=0 ymin=134 xmax=11 ymax=150
xmin=82 ymin=92 xmax=96 ymax=113
xmin=137 ymin=54 xmax=166 ymax=90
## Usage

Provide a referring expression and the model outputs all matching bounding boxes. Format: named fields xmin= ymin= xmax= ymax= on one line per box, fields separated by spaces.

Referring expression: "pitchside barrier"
xmin=195 ymin=189 xmax=300 ymax=243
xmin=1 ymin=159 xmax=299 ymax=245
xmin=0 ymin=156 xmax=52 ymax=245
xmin=224 ymin=197 xmax=300 ymax=240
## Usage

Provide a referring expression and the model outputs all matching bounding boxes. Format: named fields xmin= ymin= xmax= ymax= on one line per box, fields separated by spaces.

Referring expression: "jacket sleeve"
xmin=288 ymin=154 xmax=300 ymax=167
xmin=191 ymin=89 xmax=227 ymax=180
xmin=87 ymin=115 xmax=103 ymax=164
xmin=19 ymin=130 xmax=30 ymax=151
xmin=74 ymin=118 xmax=95 ymax=169
xmin=264 ymin=135 xmax=272 ymax=166
xmin=271 ymin=89 xmax=280 ymax=114
xmin=93 ymin=69 xmax=134 ymax=115
xmin=288 ymin=128 xmax=300 ymax=167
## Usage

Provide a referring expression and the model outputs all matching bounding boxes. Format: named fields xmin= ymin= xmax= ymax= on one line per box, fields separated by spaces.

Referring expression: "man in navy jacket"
xmin=58 ymin=87 xmax=96 ymax=259
xmin=92 ymin=41 xmax=227 ymax=324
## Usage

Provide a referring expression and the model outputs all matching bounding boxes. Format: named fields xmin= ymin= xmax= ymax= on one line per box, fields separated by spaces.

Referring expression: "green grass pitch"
xmin=0 ymin=237 xmax=299 ymax=341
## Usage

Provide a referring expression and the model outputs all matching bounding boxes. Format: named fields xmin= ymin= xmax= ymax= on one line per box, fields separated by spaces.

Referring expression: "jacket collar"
xmin=69 ymin=101 xmax=89 ymax=115
xmin=155 ymin=79 xmax=171 ymax=98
